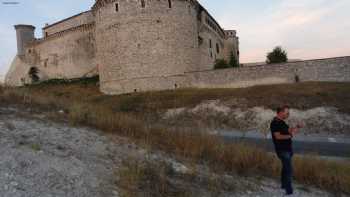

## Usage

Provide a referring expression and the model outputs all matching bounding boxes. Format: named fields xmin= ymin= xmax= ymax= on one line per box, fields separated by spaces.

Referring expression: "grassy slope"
xmin=1 ymin=80 xmax=350 ymax=195
xmin=5 ymin=80 xmax=350 ymax=114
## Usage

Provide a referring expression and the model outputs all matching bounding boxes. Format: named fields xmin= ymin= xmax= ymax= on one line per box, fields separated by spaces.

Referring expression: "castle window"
xmin=44 ymin=59 xmax=48 ymax=68
xmin=141 ymin=0 xmax=145 ymax=8
xmin=209 ymin=39 xmax=212 ymax=48
xmin=115 ymin=3 xmax=119 ymax=12
xmin=45 ymin=32 xmax=48 ymax=37
xmin=168 ymin=0 xmax=172 ymax=8
xmin=210 ymin=51 xmax=213 ymax=58
xmin=216 ymin=43 xmax=220 ymax=54
xmin=198 ymin=36 xmax=203 ymax=46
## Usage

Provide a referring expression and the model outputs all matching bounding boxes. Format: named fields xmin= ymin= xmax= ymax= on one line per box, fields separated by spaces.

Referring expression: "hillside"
xmin=1 ymin=79 xmax=350 ymax=196
xmin=3 ymin=80 xmax=350 ymax=136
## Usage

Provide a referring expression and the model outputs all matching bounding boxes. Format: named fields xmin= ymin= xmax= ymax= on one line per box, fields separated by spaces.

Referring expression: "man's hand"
xmin=289 ymin=123 xmax=304 ymax=136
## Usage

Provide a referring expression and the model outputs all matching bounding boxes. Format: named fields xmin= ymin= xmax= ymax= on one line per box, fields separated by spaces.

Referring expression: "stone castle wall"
xmin=94 ymin=0 xmax=201 ymax=94
xmin=187 ymin=56 xmax=350 ymax=89
xmin=5 ymin=23 xmax=97 ymax=86
xmin=32 ymin=24 xmax=96 ymax=81
xmin=197 ymin=12 xmax=225 ymax=71
xmin=43 ymin=11 xmax=94 ymax=37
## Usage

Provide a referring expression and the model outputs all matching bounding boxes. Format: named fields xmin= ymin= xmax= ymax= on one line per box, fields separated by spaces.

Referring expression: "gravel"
xmin=0 ymin=107 xmax=133 ymax=197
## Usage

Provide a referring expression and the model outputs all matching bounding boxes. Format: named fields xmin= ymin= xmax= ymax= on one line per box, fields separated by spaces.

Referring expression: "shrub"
xmin=266 ymin=46 xmax=288 ymax=64
xmin=229 ymin=52 xmax=239 ymax=68
xmin=214 ymin=59 xmax=230 ymax=69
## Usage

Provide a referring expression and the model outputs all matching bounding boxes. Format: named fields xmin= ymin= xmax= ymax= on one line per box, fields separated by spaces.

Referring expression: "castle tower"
xmin=224 ymin=30 xmax=239 ymax=64
xmin=92 ymin=0 xmax=199 ymax=94
xmin=14 ymin=24 xmax=36 ymax=56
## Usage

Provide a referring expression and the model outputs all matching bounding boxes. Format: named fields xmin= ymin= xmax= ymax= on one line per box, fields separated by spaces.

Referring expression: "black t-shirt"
xmin=270 ymin=117 xmax=292 ymax=153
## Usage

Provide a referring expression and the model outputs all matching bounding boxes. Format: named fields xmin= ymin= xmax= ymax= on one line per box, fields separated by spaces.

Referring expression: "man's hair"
xmin=276 ymin=105 xmax=290 ymax=114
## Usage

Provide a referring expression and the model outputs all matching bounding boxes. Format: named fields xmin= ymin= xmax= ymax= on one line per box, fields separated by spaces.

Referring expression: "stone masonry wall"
xmin=7 ymin=23 xmax=97 ymax=85
xmin=43 ymin=11 xmax=94 ymax=37
xmin=198 ymin=11 xmax=226 ymax=71
xmin=95 ymin=0 xmax=199 ymax=94
xmin=31 ymin=24 xmax=96 ymax=80
xmin=187 ymin=56 xmax=350 ymax=89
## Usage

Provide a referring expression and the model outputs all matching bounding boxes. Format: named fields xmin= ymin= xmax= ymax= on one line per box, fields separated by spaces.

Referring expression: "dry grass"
xmin=117 ymin=157 xmax=240 ymax=197
xmin=3 ymin=80 xmax=350 ymax=114
xmin=117 ymin=158 xmax=191 ymax=197
xmin=1 ymin=80 xmax=350 ymax=194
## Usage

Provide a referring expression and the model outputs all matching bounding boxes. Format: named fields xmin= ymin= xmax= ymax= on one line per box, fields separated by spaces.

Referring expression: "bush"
xmin=229 ymin=52 xmax=239 ymax=68
xmin=214 ymin=59 xmax=230 ymax=69
xmin=36 ymin=76 xmax=99 ymax=86
xmin=266 ymin=46 xmax=288 ymax=64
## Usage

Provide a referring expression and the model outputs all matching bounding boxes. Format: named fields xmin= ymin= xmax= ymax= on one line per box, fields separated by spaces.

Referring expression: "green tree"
xmin=266 ymin=46 xmax=288 ymax=64
xmin=28 ymin=67 xmax=40 ymax=83
xmin=214 ymin=59 xmax=230 ymax=69
xmin=229 ymin=52 xmax=239 ymax=67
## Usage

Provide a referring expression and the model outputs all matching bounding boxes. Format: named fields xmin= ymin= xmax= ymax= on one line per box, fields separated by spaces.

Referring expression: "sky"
xmin=0 ymin=0 xmax=349 ymax=80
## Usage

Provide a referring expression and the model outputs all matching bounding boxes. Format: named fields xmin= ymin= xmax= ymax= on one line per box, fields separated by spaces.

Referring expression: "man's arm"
xmin=273 ymin=132 xmax=292 ymax=140
xmin=288 ymin=123 xmax=303 ymax=137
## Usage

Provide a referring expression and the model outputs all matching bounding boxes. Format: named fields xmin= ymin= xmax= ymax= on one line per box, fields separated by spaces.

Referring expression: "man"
xmin=270 ymin=105 xmax=303 ymax=196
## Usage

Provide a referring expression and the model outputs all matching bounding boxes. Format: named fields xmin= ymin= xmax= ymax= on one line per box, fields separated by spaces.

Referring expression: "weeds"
xmin=117 ymin=158 xmax=191 ymax=197
xmin=30 ymin=143 xmax=41 ymax=151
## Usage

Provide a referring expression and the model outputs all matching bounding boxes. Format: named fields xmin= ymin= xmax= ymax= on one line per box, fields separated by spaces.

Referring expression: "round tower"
xmin=224 ymin=30 xmax=239 ymax=64
xmin=92 ymin=0 xmax=199 ymax=94
xmin=14 ymin=24 xmax=36 ymax=56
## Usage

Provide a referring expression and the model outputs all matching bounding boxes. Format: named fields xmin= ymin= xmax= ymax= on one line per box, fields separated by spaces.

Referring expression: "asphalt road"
xmin=221 ymin=136 xmax=350 ymax=158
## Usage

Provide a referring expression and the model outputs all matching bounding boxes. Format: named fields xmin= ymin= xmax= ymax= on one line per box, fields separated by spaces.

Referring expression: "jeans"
xmin=277 ymin=151 xmax=294 ymax=195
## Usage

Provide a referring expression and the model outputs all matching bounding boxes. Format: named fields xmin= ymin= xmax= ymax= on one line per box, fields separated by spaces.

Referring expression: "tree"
xmin=214 ymin=59 xmax=230 ymax=69
xmin=266 ymin=46 xmax=288 ymax=64
xmin=28 ymin=67 xmax=40 ymax=83
xmin=229 ymin=52 xmax=239 ymax=67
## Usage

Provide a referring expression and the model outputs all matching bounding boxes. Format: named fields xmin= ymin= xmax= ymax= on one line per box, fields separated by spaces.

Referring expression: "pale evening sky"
xmin=0 ymin=0 xmax=349 ymax=80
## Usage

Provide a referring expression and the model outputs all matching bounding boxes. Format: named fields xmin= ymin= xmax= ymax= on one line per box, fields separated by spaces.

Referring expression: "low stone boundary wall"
xmin=186 ymin=56 xmax=350 ymax=89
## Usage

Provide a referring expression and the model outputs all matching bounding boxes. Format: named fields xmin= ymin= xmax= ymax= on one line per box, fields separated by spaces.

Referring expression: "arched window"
xmin=216 ymin=43 xmax=220 ymax=54
xmin=141 ymin=0 xmax=145 ymax=8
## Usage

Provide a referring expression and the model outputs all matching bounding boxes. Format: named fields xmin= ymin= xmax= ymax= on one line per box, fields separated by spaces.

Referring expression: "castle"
xmin=6 ymin=0 xmax=350 ymax=93
xmin=5 ymin=0 xmax=240 ymax=94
